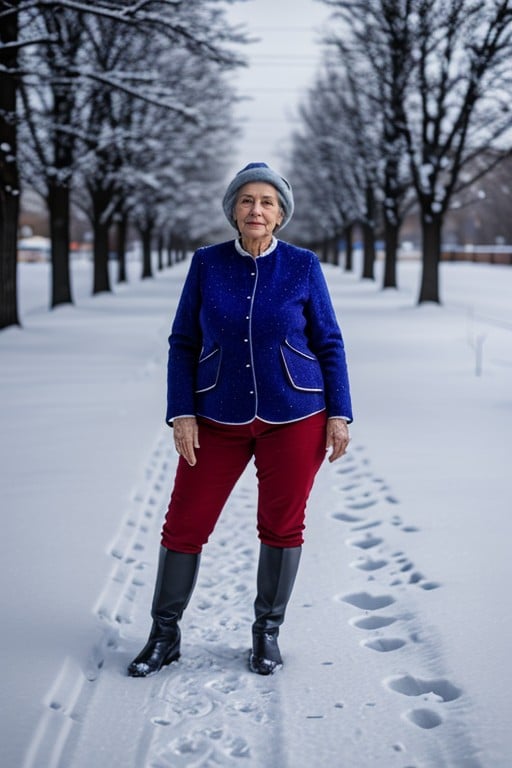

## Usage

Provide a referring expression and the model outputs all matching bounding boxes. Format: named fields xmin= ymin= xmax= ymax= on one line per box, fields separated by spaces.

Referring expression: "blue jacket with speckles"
xmin=166 ymin=238 xmax=353 ymax=425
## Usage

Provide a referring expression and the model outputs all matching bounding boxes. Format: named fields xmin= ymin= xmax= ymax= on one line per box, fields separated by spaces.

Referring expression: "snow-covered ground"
xmin=1 ymin=252 xmax=510 ymax=767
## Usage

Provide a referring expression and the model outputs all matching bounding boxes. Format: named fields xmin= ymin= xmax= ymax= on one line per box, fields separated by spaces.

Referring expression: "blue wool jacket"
xmin=166 ymin=239 xmax=353 ymax=425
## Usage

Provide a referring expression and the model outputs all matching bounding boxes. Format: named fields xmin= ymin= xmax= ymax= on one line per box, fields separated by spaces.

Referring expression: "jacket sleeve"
xmin=305 ymin=256 xmax=353 ymax=422
xmin=166 ymin=251 xmax=203 ymax=423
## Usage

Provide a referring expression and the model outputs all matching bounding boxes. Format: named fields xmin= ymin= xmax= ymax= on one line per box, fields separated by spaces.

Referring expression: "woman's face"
xmin=234 ymin=182 xmax=284 ymax=241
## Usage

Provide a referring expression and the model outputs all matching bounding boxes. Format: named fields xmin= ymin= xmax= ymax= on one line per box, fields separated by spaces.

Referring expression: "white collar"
xmin=235 ymin=236 xmax=278 ymax=259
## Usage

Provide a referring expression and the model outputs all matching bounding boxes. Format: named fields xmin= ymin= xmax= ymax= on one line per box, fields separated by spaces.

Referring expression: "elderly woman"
xmin=128 ymin=162 xmax=353 ymax=678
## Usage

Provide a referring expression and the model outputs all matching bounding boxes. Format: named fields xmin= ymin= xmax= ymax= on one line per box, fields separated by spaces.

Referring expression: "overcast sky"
xmin=224 ymin=0 xmax=332 ymax=177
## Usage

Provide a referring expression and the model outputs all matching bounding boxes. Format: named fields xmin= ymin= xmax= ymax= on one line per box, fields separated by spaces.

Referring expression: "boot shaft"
xmin=152 ymin=546 xmax=200 ymax=623
xmin=253 ymin=544 xmax=301 ymax=632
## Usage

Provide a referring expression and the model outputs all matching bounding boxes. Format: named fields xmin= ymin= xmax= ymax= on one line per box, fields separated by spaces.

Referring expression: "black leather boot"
xmin=127 ymin=546 xmax=200 ymax=677
xmin=249 ymin=543 xmax=301 ymax=675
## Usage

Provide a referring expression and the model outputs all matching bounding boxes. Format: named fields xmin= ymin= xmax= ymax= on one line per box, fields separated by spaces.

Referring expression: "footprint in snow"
xmin=345 ymin=498 xmax=379 ymax=511
xmin=350 ymin=615 xmax=397 ymax=630
xmin=332 ymin=511 xmax=363 ymax=523
xmin=340 ymin=591 xmax=395 ymax=611
xmin=335 ymin=463 xmax=357 ymax=475
xmin=403 ymin=708 xmax=443 ymax=729
xmin=361 ymin=637 xmax=406 ymax=652
xmin=346 ymin=534 xmax=383 ymax=550
xmin=351 ymin=557 xmax=388 ymax=571
xmin=418 ymin=580 xmax=441 ymax=590
xmin=385 ymin=674 xmax=462 ymax=702
xmin=350 ymin=520 xmax=382 ymax=531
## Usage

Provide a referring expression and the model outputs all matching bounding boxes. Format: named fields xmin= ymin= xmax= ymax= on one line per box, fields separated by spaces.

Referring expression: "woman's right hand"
xmin=173 ymin=416 xmax=200 ymax=466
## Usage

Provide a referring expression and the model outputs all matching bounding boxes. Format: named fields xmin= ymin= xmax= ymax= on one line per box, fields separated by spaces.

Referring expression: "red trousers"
xmin=161 ymin=412 xmax=327 ymax=554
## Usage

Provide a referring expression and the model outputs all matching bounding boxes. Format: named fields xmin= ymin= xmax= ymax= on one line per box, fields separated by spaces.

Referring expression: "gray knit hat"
xmin=222 ymin=162 xmax=294 ymax=231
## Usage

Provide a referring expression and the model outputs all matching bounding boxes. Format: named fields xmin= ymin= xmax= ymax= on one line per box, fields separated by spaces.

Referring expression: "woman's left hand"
xmin=173 ymin=416 xmax=200 ymax=466
xmin=325 ymin=418 xmax=350 ymax=462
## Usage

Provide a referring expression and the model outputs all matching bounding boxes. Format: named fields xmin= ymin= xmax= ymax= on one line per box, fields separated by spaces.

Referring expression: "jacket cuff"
xmin=167 ymin=414 xmax=196 ymax=427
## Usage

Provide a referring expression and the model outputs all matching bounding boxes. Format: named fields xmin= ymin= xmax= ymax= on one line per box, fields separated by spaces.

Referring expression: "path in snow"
xmin=23 ymin=428 xmax=480 ymax=767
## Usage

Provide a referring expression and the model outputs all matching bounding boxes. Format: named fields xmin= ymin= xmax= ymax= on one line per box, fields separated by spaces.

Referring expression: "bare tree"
xmin=288 ymin=66 xmax=363 ymax=268
xmin=291 ymin=11 xmax=414 ymax=288
xmin=320 ymin=0 xmax=512 ymax=303
xmin=319 ymin=0 xmax=417 ymax=288
xmin=75 ymin=22 xmax=239 ymax=290
xmin=327 ymin=0 xmax=416 ymax=288
xmin=0 ymin=0 xmax=247 ymax=327
xmin=401 ymin=0 xmax=512 ymax=302
xmin=18 ymin=6 xmax=84 ymax=307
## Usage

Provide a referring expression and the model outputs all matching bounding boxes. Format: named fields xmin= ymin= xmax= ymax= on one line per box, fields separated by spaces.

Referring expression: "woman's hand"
xmin=325 ymin=418 xmax=350 ymax=463
xmin=173 ymin=417 xmax=200 ymax=466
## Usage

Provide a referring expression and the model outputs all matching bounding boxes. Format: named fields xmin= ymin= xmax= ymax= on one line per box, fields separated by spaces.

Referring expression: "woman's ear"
xmin=274 ymin=208 xmax=284 ymax=231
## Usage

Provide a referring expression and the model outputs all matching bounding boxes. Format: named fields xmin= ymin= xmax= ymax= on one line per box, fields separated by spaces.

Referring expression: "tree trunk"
xmin=361 ymin=220 xmax=375 ymax=279
xmin=0 ymin=191 xmax=20 ymax=329
xmin=361 ymin=186 xmax=376 ymax=280
xmin=383 ymin=216 xmax=399 ymax=289
xmin=329 ymin=236 xmax=339 ymax=265
xmin=140 ymin=224 xmax=153 ymax=279
xmin=93 ymin=221 xmax=111 ymax=294
xmin=48 ymin=180 xmax=73 ymax=307
xmin=0 ymin=0 xmax=21 ymax=329
xmin=91 ymin=204 xmax=110 ymax=294
xmin=166 ymin=232 xmax=173 ymax=267
xmin=47 ymin=72 xmax=77 ymax=309
xmin=116 ymin=214 xmax=127 ymax=284
xmin=344 ymin=223 xmax=353 ymax=272
xmin=91 ymin=190 xmax=112 ymax=294
xmin=157 ymin=231 xmax=164 ymax=271
xmin=418 ymin=214 xmax=442 ymax=304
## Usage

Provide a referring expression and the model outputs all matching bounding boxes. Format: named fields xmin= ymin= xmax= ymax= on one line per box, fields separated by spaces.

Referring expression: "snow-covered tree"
xmin=320 ymin=0 xmax=512 ymax=303
xmin=18 ymin=6 xmax=85 ymax=307
xmin=401 ymin=0 xmax=512 ymax=303
xmin=323 ymin=1 xmax=416 ymax=287
xmin=131 ymin=47 xmax=239 ymax=270
xmin=289 ymin=63 xmax=379 ymax=275
xmin=0 ymin=0 xmax=248 ymax=326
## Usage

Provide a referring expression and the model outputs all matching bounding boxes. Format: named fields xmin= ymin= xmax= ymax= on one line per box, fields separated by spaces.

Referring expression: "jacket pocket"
xmin=195 ymin=345 xmax=222 ymax=393
xmin=280 ymin=339 xmax=324 ymax=392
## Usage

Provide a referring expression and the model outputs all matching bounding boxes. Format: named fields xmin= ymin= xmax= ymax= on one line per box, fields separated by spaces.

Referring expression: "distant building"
xmin=17 ymin=236 xmax=51 ymax=262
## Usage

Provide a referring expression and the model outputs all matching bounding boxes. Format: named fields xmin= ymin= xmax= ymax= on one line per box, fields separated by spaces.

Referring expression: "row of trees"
xmin=287 ymin=0 xmax=512 ymax=303
xmin=0 ymin=0 xmax=247 ymax=329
